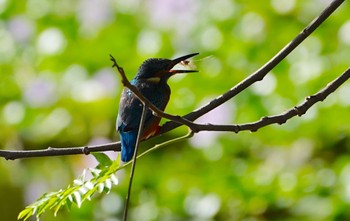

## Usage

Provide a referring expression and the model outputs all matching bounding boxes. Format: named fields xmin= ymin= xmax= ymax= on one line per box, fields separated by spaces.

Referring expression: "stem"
xmin=138 ymin=130 xmax=194 ymax=159
xmin=123 ymin=104 xmax=148 ymax=221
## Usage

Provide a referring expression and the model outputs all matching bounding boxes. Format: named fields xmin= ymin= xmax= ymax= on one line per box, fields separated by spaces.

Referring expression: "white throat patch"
xmin=146 ymin=77 xmax=161 ymax=83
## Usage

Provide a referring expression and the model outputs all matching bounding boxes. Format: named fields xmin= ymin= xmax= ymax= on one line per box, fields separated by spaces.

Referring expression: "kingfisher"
xmin=117 ymin=53 xmax=199 ymax=162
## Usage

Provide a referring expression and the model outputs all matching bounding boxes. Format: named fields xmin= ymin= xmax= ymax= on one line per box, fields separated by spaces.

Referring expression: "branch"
xmin=189 ymin=67 xmax=350 ymax=132
xmin=0 ymin=143 xmax=120 ymax=160
xmin=160 ymin=0 xmax=345 ymax=134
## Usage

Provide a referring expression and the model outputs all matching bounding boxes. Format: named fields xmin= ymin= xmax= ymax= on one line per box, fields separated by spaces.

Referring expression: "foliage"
xmin=18 ymin=153 xmax=119 ymax=221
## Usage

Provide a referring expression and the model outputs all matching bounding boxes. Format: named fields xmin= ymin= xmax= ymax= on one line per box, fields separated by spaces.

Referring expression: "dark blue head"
xmin=135 ymin=53 xmax=199 ymax=80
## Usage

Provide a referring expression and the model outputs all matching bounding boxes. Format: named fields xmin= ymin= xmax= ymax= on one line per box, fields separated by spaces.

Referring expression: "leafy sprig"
xmin=18 ymin=153 xmax=120 ymax=221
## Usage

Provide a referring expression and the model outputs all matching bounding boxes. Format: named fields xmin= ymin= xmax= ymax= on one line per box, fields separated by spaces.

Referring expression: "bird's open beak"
xmin=169 ymin=52 xmax=199 ymax=74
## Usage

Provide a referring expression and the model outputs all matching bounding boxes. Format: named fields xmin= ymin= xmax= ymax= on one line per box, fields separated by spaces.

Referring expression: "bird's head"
xmin=135 ymin=53 xmax=199 ymax=82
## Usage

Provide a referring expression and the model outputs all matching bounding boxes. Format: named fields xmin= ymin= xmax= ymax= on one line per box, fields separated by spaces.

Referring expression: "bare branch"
xmin=191 ymin=67 xmax=350 ymax=132
xmin=160 ymin=0 xmax=345 ymax=134
xmin=0 ymin=143 xmax=120 ymax=160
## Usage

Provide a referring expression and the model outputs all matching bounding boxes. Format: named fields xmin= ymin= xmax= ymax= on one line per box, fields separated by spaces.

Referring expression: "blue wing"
xmin=117 ymin=79 xmax=170 ymax=162
xmin=118 ymin=123 xmax=138 ymax=162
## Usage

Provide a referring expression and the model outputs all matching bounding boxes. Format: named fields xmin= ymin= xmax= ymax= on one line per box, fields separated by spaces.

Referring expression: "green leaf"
xmin=17 ymin=208 xmax=34 ymax=221
xmin=65 ymin=199 xmax=72 ymax=211
xmin=91 ymin=152 xmax=113 ymax=167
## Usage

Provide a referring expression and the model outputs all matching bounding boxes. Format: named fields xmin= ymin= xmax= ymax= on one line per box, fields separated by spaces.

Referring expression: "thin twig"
xmin=123 ymin=104 xmax=148 ymax=221
xmin=137 ymin=130 xmax=194 ymax=159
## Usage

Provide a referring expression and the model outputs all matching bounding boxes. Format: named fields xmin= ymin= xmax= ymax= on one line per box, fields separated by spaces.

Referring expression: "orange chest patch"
xmin=141 ymin=118 xmax=161 ymax=140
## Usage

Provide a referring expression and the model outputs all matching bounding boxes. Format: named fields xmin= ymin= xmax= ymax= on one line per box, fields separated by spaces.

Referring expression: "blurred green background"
xmin=1 ymin=0 xmax=350 ymax=220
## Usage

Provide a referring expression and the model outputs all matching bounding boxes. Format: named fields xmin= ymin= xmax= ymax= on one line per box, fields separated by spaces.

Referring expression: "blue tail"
xmin=120 ymin=129 xmax=138 ymax=162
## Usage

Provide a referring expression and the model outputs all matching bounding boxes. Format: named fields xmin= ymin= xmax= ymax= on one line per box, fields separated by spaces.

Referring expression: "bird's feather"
xmin=118 ymin=124 xmax=138 ymax=162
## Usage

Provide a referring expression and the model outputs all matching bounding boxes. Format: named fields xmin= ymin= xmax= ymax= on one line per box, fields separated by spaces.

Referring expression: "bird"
xmin=117 ymin=53 xmax=199 ymax=162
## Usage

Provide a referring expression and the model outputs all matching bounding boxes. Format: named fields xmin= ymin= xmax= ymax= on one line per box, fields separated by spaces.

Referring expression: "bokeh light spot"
xmin=26 ymin=0 xmax=51 ymax=18
xmin=251 ymin=72 xmax=276 ymax=96
xmin=37 ymin=28 xmax=66 ymax=55
xmin=289 ymin=58 xmax=323 ymax=85
xmin=185 ymin=192 xmax=221 ymax=219
xmin=317 ymin=168 xmax=336 ymax=187
xmin=7 ymin=16 xmax=35 ymax=43
xmin=208 ymin=0 xmax=236 ymax=21
xmin=190 ymin=101 xmax=235 ymax=149
xmin=292 ymin=195 xmax=333 ymax=218
xmin=238 ymin=12 xmax=265 ymax=41
xmin=338 ymin=20 xmax=350 ymax=45
xmin=100 ymin=193 xmax=123 ymax=215
xmin=0 ymin=0 xmax=9 ymax=13
xmin=30 ymin=108 xmax=71 ymax=140
xmin=336 ymin=82 xmax=350 ymax=106
xmin=146 ymin=0 xmax=199 ymax=34
xmin=200 ymin=56 xmax=222 ymax=77
xmin=203 ymin=143 xmax=223 ymax=161
xmin=72 ymin=80 xmax=105 ymax=102
xmin=137 ymin=30 xmax=162 ymax=55
xmin=2 ymin=101 xmax=25 ymax=125
xmin=0 ymin=28 xmax=15 ymax=63
xmin=278 ymin=172 xmax=297 ymax=192
xmin=94 ymin=68 xmax=119 ymax=97
xmin=200 ymin=26 xmax=223 ymax=51
xmin=113 ymin=0 xmax=140 ymax=14
xmin=77 ymin=0 xmax=113 ymax=35
xmin=271 ymin=0 xmax=295 ymax=14
xmin=340 ymin=164 xmax=350 ymax=203
xmin=172 ymin=87 xmax=196 ymax=109
xmin=24 ymin=76 xmax=57 ymax=107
